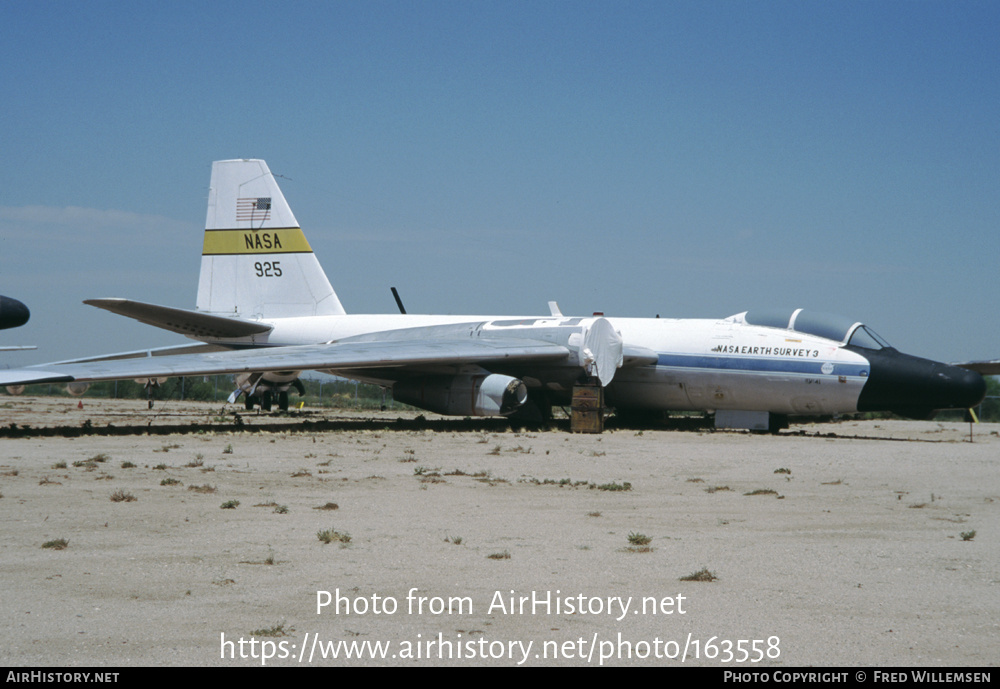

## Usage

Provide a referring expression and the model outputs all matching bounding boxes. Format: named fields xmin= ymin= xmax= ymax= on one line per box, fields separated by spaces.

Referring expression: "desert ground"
xmin=1 ymin=396 xmax=997 ymax=667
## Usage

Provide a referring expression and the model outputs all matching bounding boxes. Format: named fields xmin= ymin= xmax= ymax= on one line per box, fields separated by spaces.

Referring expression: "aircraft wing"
xmin=0 ymin=338 xmax=573 ymax=387
xmin=956 ymin=360 xmax=1000 ymax=376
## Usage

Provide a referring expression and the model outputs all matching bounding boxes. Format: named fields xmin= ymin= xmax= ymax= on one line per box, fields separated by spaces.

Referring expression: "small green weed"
xmin=627 ymin=532 xmax=652 ymax=546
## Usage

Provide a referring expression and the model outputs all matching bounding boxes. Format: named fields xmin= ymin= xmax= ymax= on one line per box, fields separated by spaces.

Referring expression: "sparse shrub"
xmin=313 ymin=502 xmax=339 ymax=511
xmin=251 ymin=622 xmax=292 ymax=637
xmin=961 ymin=530 xmax=976 ymax=541
xmin=596 ymin=481 xmax=632 ymax=492
xmin=220 ymin=499 xmax=240 ymax=509
xmin=42 ymin=538 xmax=69 ymax=550
xmin=487 ymin=550 xmax=511 ymax=560
xmin=680 ymin=567 xmax=718 ymax=582
xmin=110 ymin=489 xmax=136 ymax=503
xmin=121 ymin=461 xmax=136 ymax=469
xmin=317 ymin=528 xmax=351 ymax=545
xmin=628 ymin=532 xmax=652 ymax=546
xmin=160 ymin=478 xmax=181 ymax=486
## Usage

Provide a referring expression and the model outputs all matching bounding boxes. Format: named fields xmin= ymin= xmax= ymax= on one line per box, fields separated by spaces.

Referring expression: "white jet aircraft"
xmin=0 ymin=159 xmax=986 ymax=430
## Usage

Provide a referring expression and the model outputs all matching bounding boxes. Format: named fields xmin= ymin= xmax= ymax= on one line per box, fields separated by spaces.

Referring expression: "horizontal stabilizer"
xmin=84 ymin=299 xmax=272 ymax=339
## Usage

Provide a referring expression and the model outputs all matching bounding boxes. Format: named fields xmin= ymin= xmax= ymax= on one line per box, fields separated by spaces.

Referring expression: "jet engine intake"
xmin=393 ymin=373 xmax=528 ymax=417
xmin=66 ymin=382 xmax=90 ymax=397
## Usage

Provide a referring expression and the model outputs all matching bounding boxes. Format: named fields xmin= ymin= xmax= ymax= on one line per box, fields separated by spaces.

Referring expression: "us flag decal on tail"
xmin=236 ymin=197 xmax=272 ymax=222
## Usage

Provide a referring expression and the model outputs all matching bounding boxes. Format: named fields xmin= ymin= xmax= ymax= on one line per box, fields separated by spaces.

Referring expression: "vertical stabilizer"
xmin=196 ymin=159 xmax=346 ymax=318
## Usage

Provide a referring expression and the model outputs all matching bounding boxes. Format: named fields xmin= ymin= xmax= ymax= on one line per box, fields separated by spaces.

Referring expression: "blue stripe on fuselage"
xmin=655 ymin=353 xmax=869 ymax=378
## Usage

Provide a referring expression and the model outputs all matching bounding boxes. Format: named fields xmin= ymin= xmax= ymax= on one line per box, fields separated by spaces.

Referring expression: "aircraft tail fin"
xmin=197 ymin=159 xmax=346 ymax=319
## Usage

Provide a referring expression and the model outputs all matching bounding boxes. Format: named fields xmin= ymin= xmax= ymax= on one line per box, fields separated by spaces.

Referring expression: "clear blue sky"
xmin=1 ymin=1 xmax=997 ymax=365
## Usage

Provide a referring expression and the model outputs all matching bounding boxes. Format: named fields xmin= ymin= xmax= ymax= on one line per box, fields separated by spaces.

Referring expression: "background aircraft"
xmin=0 ymin=295 xmax=30 ymax=331
xmin=0 ymin=295 xmax=35 ymax=353
xmin=0 ymin=160 xmax=986 ymax=430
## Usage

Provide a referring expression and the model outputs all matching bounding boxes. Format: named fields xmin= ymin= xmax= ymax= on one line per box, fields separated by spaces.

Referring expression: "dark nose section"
xmin=854 ymin=348 xmax=987 ymax=419
xmin=0 ymin=296 xmax=30 ymax=330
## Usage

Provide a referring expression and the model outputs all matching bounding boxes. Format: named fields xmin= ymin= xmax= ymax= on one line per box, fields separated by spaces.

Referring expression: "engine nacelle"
xmin=66 ymin=382 xmax=90 ymax=397
xmin=393 ymin=373 xmax=528 ymax=417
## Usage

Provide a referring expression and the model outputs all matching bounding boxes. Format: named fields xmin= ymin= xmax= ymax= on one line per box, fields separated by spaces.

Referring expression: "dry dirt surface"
xmin=1 ymin=397 xmax=997 ymax=667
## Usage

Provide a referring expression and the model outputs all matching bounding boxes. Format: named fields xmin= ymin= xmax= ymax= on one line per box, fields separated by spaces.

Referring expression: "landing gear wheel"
xmin=508 ymin=392 xmax=552 ymax=425
xmin=261 ymin=391 xmax=273 ymax=411
xmin=278 ymin=391 xmax=289 ymax=412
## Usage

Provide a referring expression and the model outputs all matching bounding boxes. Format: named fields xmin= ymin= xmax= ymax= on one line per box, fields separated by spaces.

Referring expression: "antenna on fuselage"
xmin=390 ymin=287 xmax=407 ymax=314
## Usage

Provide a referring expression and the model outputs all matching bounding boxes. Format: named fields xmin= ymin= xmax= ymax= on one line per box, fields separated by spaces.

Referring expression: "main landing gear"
xmin=244 ymin=390 xmax=291 ymax=412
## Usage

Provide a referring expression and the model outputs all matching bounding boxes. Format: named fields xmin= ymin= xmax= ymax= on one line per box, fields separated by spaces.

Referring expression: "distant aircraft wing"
xmin=0 ymin=338 xmax=573 ymax=387
xmin=956 ymin=360 xmax=1000 ymax=376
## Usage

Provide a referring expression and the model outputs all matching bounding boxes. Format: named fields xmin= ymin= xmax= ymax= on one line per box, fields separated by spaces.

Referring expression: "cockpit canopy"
xmin=734 ymin=308 xmax=893 ymax=350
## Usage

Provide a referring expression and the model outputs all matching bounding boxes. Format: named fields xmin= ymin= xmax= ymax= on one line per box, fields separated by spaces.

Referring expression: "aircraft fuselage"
xmin=205 ymin=310 xmax=985 ymax=420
